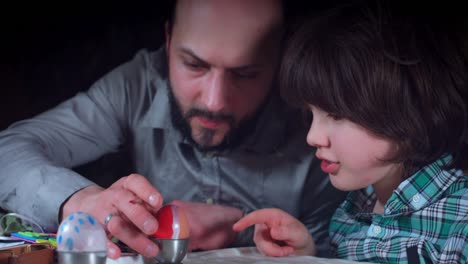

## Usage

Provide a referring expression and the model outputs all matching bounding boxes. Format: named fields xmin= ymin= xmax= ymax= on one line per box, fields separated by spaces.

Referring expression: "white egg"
xmin=57 ymin=212 xmax=107 ymax=252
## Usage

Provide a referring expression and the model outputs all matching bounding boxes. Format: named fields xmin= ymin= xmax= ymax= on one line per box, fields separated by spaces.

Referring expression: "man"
xmin=0 ymin=0 xmax=346 ymax=259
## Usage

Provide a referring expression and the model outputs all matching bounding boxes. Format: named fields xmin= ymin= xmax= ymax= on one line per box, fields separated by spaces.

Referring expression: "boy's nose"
xmin=306 ymin=118 xmax=330 ymax=148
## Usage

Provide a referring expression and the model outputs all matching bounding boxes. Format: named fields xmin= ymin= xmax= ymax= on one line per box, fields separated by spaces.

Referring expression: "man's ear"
xmin=165 ymin=21 xmax=171 ymax=54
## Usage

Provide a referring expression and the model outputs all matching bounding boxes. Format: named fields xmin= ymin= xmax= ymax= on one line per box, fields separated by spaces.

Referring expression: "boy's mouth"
xmin=320 ymin=159 xmax=340 ymax=174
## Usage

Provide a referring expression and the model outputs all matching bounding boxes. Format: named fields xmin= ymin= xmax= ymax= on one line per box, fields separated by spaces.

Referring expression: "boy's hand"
xmin=233 ymin=208 xmax=316 ymax=257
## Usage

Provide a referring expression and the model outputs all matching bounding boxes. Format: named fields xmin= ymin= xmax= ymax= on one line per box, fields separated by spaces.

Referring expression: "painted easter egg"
xmin=152 ymin=204 xmax=190 ymax=239
xmin=57 ymin=212 xmax=107 ymax=252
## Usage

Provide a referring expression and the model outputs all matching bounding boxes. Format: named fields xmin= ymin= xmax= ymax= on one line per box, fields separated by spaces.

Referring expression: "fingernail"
xmin=144 ymin=218 xmax=157 ymax=234
xmin=145 ymin=243 xmax=158 ymax=257
xmin=149 ymin=194 xmax=160 ymax=207
xmin=108 ymin=246 xmax=117 ymax=257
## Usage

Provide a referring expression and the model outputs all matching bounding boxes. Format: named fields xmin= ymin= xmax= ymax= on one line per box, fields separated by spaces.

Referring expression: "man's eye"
xmin=231 ymin=70 xmax=258 ymax=79
xmin=184 ymin=61 xmax=205 ymax=71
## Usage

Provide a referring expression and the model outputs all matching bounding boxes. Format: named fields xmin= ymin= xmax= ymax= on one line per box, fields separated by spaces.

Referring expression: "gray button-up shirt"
xmin=0 ymin=48 xmax=346 ymax=255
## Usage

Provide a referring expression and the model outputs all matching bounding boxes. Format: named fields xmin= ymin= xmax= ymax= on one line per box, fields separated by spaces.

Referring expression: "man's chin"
xmin=191 ymin=134 xmax=227 ymax=152
xmin=194 ymin=143 xmax=222 ymax=152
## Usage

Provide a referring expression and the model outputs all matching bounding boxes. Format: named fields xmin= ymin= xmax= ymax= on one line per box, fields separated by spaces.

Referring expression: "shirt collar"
xmin=385 ymin=154 xmax=462 ymax=215
xmin=139 ymin=48 xmax=290 ymax=154
xmin=343 ymin=154 xmax=464 ymax=216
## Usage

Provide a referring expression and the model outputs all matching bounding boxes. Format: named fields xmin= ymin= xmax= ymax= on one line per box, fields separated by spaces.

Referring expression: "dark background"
xmin=1 ymin=3 xmax=171 ymax=131
xmin=0 ymin=3 xmax=172 ymax=185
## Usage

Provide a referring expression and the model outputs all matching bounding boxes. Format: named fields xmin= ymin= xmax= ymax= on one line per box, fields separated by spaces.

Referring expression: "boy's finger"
xmin=271 ymin=224 xmax=308 ymax=247
xmin=233 ymin=208 xmax=282 ymax=231
xmin=258 ymin=240 xmax=295 ymax=257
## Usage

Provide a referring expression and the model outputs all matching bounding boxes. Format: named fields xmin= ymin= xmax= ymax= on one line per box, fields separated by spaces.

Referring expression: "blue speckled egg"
xmin=57 ymin=212 xmax=107 ymax=252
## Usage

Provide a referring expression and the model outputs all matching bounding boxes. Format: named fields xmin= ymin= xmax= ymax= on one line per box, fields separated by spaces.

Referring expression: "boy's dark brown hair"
xmin=280 ymin=0 xmax=468 ymax=176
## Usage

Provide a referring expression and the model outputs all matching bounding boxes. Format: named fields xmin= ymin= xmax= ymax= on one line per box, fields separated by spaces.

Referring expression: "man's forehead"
xmin=171 ymin=0 xmax=284 ymax=67
xmin=173 ymin=0 xmax=283 ymax=32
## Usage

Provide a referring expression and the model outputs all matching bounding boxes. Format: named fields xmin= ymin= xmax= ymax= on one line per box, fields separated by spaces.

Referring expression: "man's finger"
xmin=111 ymin=187 xmax=159 ymax=235
xmin=106 ymin=215 xmax=159 ymax=257
xmin=106 ymin=240 xmax=121 ymax=259
xmin=120 ymin=174 xmax=163 ymax=209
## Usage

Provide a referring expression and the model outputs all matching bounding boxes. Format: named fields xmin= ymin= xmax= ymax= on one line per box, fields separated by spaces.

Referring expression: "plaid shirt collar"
xmin=344 ymin=155 xmax=463 ymax=217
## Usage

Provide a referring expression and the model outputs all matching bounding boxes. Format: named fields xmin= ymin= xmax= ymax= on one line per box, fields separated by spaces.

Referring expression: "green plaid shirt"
xmin=329 ymin=155 xmax=468 ymax=263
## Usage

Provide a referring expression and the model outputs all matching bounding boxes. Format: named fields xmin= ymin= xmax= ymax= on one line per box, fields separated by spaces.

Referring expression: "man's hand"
xmin=61 ymin=174 xmax=163 ymax=259
xmin=169 ymin=200 xmax=243 ymax=251
xmin=233 ymin=208 xmax=316 ymax=257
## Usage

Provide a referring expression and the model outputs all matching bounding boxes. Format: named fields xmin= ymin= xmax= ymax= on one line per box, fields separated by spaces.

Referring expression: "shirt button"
xmin=412 ymin=194 xmax=420 ymax=203
xmin=373 ymin=225 xmax=382 ymax=235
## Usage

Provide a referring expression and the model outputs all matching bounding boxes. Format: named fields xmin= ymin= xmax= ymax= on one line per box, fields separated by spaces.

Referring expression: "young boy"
xmin=233 ymin=1 xmax=468 ymax=263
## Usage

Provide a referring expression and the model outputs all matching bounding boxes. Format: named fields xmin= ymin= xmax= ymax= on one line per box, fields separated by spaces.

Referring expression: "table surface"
xmin=106 ymin=247 xmax=371 ymax=264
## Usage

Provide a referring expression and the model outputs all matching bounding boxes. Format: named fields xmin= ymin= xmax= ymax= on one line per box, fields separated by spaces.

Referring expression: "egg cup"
xmin=150 ymin=237 xmax=189 ymax=264
xmin=56 ymin=212 xmax=108 ymax=264
xmin=57 ymin=251 xmax=107 ymax=264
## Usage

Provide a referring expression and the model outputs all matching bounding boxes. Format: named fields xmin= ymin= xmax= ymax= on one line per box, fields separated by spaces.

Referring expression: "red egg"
xmin=152 ymin=204 xmax=190 ymax=239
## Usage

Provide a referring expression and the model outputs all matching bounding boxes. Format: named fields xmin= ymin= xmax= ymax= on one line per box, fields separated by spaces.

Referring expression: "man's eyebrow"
xmin=179 ymin=47 xmax=210 ymax=66
xmin=231 ymin=64 xmax=262 ymax=72
xmin=179 ymin=47 xmax=262 ymax=71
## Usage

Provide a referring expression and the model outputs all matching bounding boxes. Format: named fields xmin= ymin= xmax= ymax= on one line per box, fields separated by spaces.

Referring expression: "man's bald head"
xmin=164 ymin=0 xmax=286 ymax=150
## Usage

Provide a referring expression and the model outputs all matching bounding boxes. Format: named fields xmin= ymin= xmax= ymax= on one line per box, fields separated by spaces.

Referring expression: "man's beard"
xmin=168 ymin=83 xmax=266 ymax=152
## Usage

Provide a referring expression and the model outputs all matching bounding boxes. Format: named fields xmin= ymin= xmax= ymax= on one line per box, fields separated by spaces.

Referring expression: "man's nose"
xmin=306 ymin=118 xmax=330 ymax=148
xmin=201 ymin=71 xmax=228 ymax=112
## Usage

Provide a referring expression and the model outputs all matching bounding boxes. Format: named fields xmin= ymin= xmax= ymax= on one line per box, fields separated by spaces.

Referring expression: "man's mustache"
xmin=185 ymin=108 xmax=235 ymax=126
